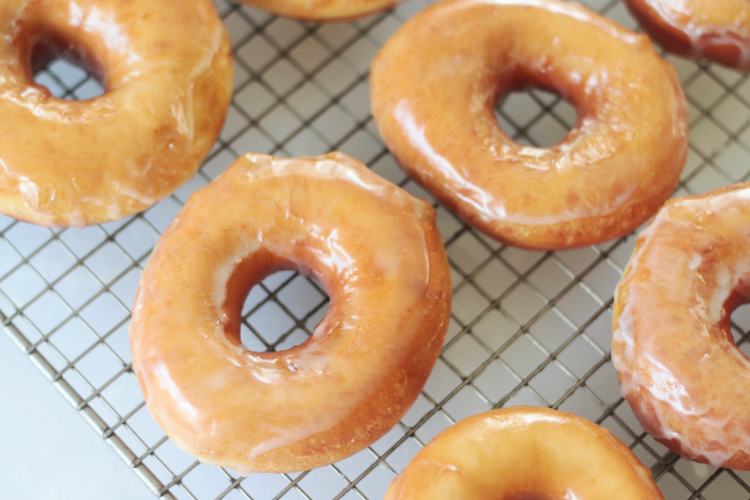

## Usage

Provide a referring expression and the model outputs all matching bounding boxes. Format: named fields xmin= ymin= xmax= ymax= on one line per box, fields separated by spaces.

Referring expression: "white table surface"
xmin=0 ymin=330 xmax=153 ymax=500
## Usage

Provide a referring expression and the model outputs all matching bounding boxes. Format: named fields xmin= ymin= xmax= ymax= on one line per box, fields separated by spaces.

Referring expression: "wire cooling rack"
xmin=4 ymin=0 xmax=750 ymax=498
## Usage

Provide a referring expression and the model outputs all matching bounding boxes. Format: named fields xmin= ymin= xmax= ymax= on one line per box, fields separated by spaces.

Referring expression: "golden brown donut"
xmin=613 ymin=183 xmax=750 ymax=470
xmin=0 ymin=0 xmax=232 ymax=226
xmin=370 ymin=0 xmax=688 ymax=250
xmin=624 ymin=0 xmax=750 ymax=70
xmin=237 ymin=0 xmax=399 ymax=21
xmin=129 ymin=152 xmax=452 ymax=473
xmin=385 ymin=406 xmax=664 ymax=499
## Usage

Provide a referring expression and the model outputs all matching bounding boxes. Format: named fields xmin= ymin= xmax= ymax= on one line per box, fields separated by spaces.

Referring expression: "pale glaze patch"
xmin=624 ymin=0 xmax=750 ymax=70
xmin=0 ymin=0 xmax=233 ymax=226
xmin=612 ymin=183 xmax=750 ymax=470
xmin=234 ymin=0 xmax=399 ymax=21
xmin=384 ymin=407 xmax=663 ymax=499
xmin=129 ymin=152 xmax=452 ymax=473
xmin=370 ymin=0 xmax=688 ymax=250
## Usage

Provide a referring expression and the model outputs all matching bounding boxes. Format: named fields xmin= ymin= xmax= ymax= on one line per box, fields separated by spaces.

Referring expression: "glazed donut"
xmin=237 ymin=0 xmax=399 ymax=21
xmin=385 ymin=406 xmax=664 ymax=499
xmin=370 ymin=0 xmax=688 ymax=250
xmin=624 ymin=0 xmax=750 ymax=70
xmin=0 ymin=0 xmax=233 ymax=226
xmin=613 ymin=182 xmax=750 ymax=470
xmin=129 ymin=152 xmax=452 ymax=473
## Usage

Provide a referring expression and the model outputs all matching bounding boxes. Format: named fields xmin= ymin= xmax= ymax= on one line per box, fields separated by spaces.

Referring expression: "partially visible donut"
xmin=385 ymin=406 xmax=664 ymax=499
xmin=624 ymin=0 xmax=750 ymax=70
xmin=0 ymin=0 xmax=233 ymax=226
xmin=236 ymin=0 xmax=399 ymax=21
xmin=129 ymin=152 xmax=452 ymax=473
xmin=613 ymin=183 xmax=750 ymax=470
xmin=370 ymin=0 xmax=688 ymax=250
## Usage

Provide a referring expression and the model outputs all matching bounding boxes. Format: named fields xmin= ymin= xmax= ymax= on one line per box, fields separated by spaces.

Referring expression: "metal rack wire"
xmin=3 ymin=0 xmax=750 ymax=498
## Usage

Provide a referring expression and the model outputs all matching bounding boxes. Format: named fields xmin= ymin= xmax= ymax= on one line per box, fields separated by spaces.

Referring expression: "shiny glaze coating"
xmin=613 ymin=183 xmax=750 ymax=470
xmin=236 ymin=0 xmax=399 ymax=21
xmin=0 ymin=0 xmax=233 ymax=226
xmin=385 ymin=406 xmax=664 ymax=499
xmin=624 ymin=0 xmax=750 ymax=71
xmin=129 ymin=152 xmax=452 ymax=473
xmin=370 ymin=0 xmax=688 ymax=250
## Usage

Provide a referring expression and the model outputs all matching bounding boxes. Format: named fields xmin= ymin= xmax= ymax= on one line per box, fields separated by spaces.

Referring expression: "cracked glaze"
xmin=370 ymin=0 xmax=688 ymax=250
xmin=613 ymin=183 xmax=750 ymax=470
xmin=0 ymin=0 xmax=232 ymax=226
xmin=129 ymin=153 xmax=452 ymax=473
xmin=385 ymin=407 xmax=663 ymax=499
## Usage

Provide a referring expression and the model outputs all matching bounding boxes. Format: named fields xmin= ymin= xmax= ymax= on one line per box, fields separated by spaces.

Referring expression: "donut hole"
xmin=30 ymin=35 xmax=105 ymax=100
xmin=236 ymin=269 xmax=331 ymax=353
xmin=730 ymin=303 xmax=750 ymax=357
xmin=495 ymin=87 xmax=578 ymax=148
